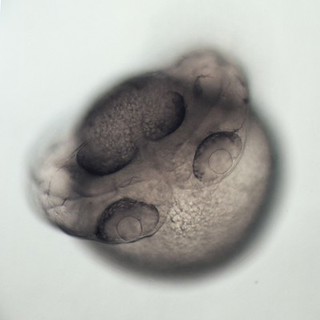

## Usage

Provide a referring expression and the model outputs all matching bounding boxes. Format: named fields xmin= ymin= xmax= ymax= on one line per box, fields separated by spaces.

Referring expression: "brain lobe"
xmin=30 ymin=50 xmax=275 ymax=275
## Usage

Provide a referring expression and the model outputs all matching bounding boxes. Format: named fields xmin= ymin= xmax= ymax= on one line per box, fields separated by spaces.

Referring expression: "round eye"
xmin=193 ymin=132 xmax=242 ymax=182
xmin=96 ymin=198 xmax=160 ymax=244
xmin=142 ymin=91 xmax=186 ymax=141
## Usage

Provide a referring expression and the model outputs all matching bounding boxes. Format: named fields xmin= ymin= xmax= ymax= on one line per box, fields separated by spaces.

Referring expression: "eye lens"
xmin=117 ymin=217 xmax=142 ymax=241
xmin=96 ymin=198 xmax=160 ymax=244
xmin=193 ymin=132 xmax=242 ymax=182
xmin=208 ymin=149 xmax=233 ymax=174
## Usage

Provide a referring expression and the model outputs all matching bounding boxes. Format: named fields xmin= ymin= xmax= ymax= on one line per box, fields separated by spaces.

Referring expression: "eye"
xmin=96 ymin=198 xmax=160 ymax=244
xmin=193 ymin=132 xmax=242 ymax=182
xmin=76 ymin=142 xmax=136 ymax=176
xmin=142 ymin=91 xmax=186 ymax=141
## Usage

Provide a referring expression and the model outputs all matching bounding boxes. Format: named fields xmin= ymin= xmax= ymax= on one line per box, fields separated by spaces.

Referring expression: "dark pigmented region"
xmin=142 ymin=91 xmax=185 ymax=140
xmin=76 ymin=75 xmax=185 ymax=176
xmin=76 ymin=141 xmax=137 ymax=176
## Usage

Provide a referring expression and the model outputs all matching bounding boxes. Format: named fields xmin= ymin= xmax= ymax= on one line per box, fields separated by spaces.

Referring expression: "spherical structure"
xmin=31 ymin=50 xmax=274 ymax=274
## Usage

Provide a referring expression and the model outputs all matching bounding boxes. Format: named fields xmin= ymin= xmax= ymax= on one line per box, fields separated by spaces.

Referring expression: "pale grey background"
xmin=0 ymin=0 xmax=319 ymax=319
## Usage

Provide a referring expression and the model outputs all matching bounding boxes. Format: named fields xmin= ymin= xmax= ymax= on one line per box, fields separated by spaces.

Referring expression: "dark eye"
xmin=96 ymin=198 xmax=160 ymax=244
xmin=193 ymin=132 xmax=242 ymax=182
xmin=142 ymin=91 xmax=186 ymax=141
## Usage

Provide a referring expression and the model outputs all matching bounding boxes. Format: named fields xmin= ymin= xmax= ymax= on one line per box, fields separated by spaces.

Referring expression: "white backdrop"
xmin=1 ymin=1 xmax=319 ymax=319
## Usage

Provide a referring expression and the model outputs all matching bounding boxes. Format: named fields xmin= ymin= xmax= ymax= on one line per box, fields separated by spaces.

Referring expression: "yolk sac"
xmin=30 ymin=49 xmax=275 ymax=275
